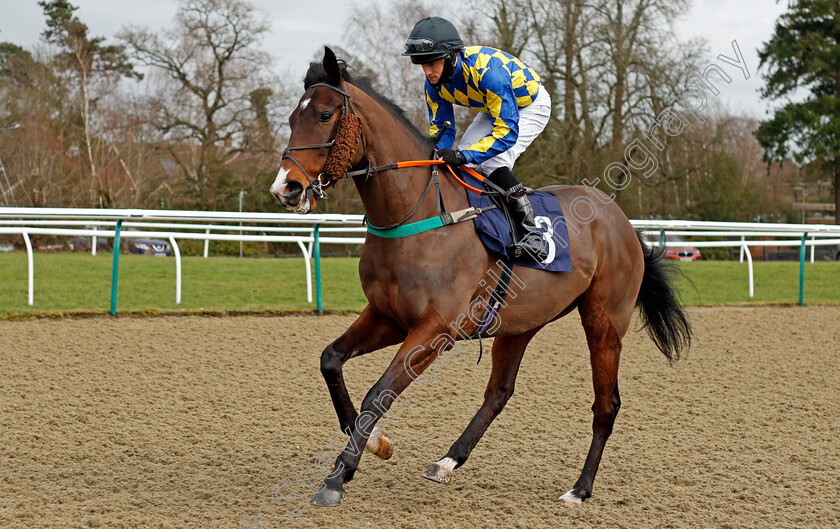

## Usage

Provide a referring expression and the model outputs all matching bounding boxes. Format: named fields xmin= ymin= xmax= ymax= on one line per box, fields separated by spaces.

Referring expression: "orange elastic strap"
xmin=395 ymin=160 xmax=486 ymax=195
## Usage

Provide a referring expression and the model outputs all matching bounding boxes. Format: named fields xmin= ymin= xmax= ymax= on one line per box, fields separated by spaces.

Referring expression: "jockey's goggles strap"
xmin=404 ymin=38 xmax=436 ymax=53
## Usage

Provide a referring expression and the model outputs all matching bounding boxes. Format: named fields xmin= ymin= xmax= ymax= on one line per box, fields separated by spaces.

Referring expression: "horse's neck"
xmin=354 ymin=112 xmax=467 ymax=227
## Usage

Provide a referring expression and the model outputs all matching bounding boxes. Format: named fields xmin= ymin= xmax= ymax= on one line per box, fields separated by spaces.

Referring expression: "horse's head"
xmin=271 ymin=47 xmax=364 ymax=214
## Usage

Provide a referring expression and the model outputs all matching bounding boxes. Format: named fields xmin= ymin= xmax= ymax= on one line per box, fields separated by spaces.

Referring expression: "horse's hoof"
xmin=421 ymin=463 xmax=452 ymax=484
xmin=310 ymin=486 xmax=344 ymax=507
xmin=364 ymin=430 xmax=393 ymax=460
xmin=558 ymin=489 xmax=583 ymax=506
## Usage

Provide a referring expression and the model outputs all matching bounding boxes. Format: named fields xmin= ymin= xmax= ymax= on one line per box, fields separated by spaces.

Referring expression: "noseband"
xmin=281 ymin=82 xmax=367 ymax=200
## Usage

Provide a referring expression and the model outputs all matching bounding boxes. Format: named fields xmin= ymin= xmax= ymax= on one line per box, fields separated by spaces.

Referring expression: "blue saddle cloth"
xmin=462 ymin=171 xmax=572 ymax=272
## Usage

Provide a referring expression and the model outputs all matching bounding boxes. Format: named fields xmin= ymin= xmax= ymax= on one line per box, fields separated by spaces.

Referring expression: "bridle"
xmin=280 ymin=80 xmax=507 ymax=229
xmin=281 ymin=82 xmax=367 ymax=200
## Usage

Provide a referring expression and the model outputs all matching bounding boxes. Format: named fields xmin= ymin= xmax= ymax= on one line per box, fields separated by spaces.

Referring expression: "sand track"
xmin=1 ymin=307 xmax=839 ymax=528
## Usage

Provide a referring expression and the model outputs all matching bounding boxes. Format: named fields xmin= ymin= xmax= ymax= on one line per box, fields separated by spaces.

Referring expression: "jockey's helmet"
xmin=402 ymin=16 xmax=464 ymax=64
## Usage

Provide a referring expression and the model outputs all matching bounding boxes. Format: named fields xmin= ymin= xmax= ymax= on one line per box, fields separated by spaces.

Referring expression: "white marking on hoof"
xmin=364 ymin=430 xmax=381 ymax=453
xmin=558 ymin=490 xmax=583 ymax=506
xmin=364 ymin=429 xmax=392 ymax=460
xmin=436 ymin=457 xmax=457 ymax=472
xmin=421 ymin=457 xmax=456 ymax=484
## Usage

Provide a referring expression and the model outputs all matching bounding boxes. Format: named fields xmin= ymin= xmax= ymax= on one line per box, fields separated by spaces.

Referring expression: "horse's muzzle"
xmin=270 ymin=167 xmax=304 ymax=209
xmin=271 ymin=183 xmax=312 ymax=215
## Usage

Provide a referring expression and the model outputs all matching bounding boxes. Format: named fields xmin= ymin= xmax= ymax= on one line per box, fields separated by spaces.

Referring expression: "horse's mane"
xmin=304 ymin=60 xmax=433 ymax=147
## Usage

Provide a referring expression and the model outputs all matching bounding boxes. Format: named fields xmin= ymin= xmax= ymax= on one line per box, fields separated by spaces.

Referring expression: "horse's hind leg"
xmin=422 ymin=328 xmax=540 ymax=485
xmin=559 ymin=289 xmax=624 ymax=505
xmin=320 ymin=306 xmax=406 ymax=459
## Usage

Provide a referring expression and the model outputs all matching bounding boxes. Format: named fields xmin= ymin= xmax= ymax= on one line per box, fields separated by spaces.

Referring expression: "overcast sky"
xmin=0 ymin=0 xmax=789 ymax=117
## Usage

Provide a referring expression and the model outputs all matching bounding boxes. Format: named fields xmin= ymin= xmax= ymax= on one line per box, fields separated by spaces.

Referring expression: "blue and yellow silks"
xmin=426 ymin=46 xmax=541 ymax=165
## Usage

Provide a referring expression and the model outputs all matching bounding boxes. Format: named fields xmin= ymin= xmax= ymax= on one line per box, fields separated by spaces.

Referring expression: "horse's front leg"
xmin=311 ymin=319 xmax=443 ymax=507
xmin=320 ymin=306 xmax=406 ymax=459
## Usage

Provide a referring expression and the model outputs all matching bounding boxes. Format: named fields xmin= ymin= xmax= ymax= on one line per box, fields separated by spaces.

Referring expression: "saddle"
xmin=460 ymin=170 xmax=573 ymax=273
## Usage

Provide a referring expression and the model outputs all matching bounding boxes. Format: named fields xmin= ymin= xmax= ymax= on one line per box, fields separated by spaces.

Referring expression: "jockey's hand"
xmin=438 ymin=148 xmax=468 ymax=167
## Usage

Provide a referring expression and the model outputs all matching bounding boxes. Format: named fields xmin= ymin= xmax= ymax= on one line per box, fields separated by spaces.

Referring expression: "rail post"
xmin=22 ymin=232 xmax=33 ymax=305
xmin=658 ymin=229 xmax=665 ymax=260
xmin=169 ymin=236 xmax=181 ymax=304
xmin=742 ymin=243 xmax=754 ymax=298
xmin=798 ymin=232 xmax=807 ymax=306
xmin=314 ymin=224 xmax=323 ymax=315
xmin=296 ymin=240 xmax=313 ymax=303
xmin=110 ymin=220 xmax=122 ymax=316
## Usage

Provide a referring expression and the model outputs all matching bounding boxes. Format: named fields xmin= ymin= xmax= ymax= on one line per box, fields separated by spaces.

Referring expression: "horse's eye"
xmin=319 ymin=111 xmax=333 ymax=122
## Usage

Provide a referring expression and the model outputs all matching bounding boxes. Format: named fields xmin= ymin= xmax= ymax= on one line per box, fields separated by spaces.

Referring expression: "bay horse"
xmin=270 ymin=47 xmax=691 ymax=507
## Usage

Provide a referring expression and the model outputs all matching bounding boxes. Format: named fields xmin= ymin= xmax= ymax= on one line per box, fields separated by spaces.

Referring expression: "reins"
xmin=346 ymin=160 xmax=490 ymax=196
xmin=283 ymin=81 xmax=510 ymax=233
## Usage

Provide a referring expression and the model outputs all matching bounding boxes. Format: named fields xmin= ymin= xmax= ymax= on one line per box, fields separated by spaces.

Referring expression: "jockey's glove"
xmin=438 ymin=148 xmax=469 ymax=167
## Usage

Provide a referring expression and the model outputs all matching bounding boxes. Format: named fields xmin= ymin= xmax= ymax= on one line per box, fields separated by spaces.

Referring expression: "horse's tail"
xmin=634 ymin=231 xmax=692 ymax=363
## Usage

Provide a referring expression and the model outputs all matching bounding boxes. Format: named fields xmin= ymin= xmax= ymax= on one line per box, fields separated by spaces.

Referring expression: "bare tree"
xmin=468 ymin=0 xmax=531 ymax=57
xmin=38 ymin=0 xmax=138 ymax=207
xmin=1 ymin=41 xmax=98 ymax=207
xmin=343 ymin=0 xmax=478 ymax=129
xmin=119 ymin=0 xmax=275 ymax=209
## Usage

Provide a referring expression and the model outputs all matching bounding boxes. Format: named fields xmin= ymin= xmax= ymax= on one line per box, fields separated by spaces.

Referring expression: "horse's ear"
xmin=323 ymin=47 xmax=341 ymax=86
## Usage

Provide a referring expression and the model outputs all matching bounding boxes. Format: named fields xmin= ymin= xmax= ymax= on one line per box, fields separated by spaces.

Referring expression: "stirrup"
xmin=505 ymin=243 xmax=526 ymax=259
xmin=505 ymin=243 xmax=524 ymax=259
xmin=505 ymin=184 xmax=528 ymax=201
xmin=505 ymin=236 xmax=547 ymax=261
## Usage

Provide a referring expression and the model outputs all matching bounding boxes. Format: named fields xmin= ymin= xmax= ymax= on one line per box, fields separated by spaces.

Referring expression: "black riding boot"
xmin=487 ymin=167 xmax=548 ymax=262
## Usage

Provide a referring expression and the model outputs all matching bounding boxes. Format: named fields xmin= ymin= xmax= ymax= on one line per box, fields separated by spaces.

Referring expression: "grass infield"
xmin=0 ymin=253 xmax=837 ymax=318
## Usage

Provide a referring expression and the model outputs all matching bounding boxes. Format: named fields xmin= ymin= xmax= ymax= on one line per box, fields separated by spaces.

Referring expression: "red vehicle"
xmin=662 ymin=235 xmax=701 ymax=261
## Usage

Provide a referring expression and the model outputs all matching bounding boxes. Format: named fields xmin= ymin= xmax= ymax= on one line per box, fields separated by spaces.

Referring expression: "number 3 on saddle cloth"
xmin=461 ymin=170 xmax=573 ymax=272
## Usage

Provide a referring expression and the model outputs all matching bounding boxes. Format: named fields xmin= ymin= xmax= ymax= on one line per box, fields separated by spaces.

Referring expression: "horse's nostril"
xmin=283 ymin=180 xmax=304 ymax=203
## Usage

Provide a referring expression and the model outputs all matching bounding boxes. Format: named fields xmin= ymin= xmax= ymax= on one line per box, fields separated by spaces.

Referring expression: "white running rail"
xmin=1 ymin=208 xmax=839 ymax=307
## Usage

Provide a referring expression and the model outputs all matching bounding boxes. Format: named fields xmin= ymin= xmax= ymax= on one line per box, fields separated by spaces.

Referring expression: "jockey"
xmin=403 ymin=16 xmax=550 ymax=262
